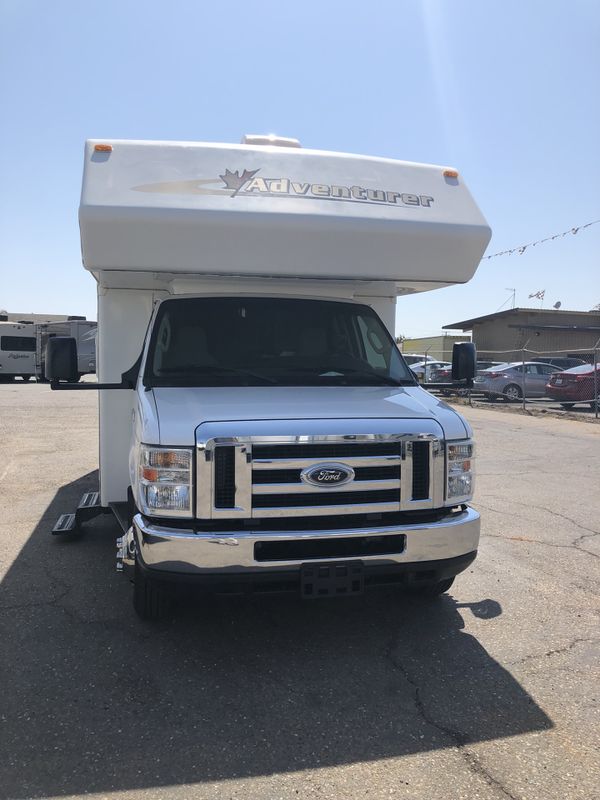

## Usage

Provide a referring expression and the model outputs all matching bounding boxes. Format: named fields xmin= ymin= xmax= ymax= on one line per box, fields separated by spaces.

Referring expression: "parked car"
xmin=473 ymin=361 xmax=557 ymax=401
xmin=410 ymin=360 xmax=452 ymax=381
xmin=545 ymin=363 xmax=600 ymax=410
xmin=532 ymin=356 xmax=587 ymax=370
xmin=402 ymin=353 xmax=437 ymax=366
xmin=430 ymin=364 xmax=453 ymax=382
xmin=476 ymin=360 xmax=503 ymax=375
xmin=430 ymin=359 xmax=503 ymax=387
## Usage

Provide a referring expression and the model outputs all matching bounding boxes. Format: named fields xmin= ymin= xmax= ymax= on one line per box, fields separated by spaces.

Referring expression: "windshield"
xmin=144 ymin=297 xmax=416 ymax=388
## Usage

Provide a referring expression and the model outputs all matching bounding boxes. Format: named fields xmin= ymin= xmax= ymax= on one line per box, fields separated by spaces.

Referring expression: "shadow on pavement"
xmin=0 ymin=472 xmax=553 ymax=799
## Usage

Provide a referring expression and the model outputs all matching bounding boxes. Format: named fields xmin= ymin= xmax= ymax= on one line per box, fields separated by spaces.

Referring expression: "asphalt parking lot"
xmin=1 ymin=383 xmax=599 ymax=800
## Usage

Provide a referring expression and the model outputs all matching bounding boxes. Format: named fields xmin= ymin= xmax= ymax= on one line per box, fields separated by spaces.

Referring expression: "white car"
xmin=402 ymin=353 xmax=438 ymax=366
xmin=409 ymin=360 xmax=452 ymax=381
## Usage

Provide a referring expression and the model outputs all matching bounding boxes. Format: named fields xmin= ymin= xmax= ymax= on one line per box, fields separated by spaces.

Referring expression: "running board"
xmin=51 ymin=491 xmax=107 ymax=536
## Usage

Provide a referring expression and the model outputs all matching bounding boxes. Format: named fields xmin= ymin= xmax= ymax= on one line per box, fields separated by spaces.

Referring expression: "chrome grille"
xmin=197 ymin=434 xmax=441 ymax=521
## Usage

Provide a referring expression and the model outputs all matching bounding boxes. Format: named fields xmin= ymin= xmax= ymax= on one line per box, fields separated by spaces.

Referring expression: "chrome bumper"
xmin=130 ymin=507 xmax=480 ymax=575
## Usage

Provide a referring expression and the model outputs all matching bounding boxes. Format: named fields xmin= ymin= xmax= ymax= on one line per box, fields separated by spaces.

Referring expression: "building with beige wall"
xmin=444 ymin=308 xmax=600 ymax=362
xmin=400 ymin=333 xmax=470 ymax=361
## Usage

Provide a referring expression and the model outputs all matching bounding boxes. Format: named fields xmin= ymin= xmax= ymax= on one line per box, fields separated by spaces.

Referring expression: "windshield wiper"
xmin=157 ymin=365 xmax=278 ymax=384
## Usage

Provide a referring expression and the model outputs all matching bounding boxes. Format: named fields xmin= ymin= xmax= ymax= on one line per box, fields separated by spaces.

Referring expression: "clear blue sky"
xmin=1 ymin=0 xmax=598 ymax=334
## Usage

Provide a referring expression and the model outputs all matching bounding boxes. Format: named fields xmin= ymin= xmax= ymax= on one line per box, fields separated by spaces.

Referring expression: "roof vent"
xmin=241 ymin=134 xmax=301 ymax=148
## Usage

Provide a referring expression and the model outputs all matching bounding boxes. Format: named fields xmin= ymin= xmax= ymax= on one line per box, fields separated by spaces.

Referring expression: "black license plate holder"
xmin=300 ymin=561 xmax=364 ymax=599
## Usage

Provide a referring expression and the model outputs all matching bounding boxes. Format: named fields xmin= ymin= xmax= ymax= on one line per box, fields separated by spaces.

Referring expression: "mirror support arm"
xmin=50 ymin=379 xmax=134 ymax=391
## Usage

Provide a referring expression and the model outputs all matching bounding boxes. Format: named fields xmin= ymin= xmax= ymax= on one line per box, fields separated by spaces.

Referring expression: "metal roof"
xmin=443 ymin=307 xmax=600 ymax=331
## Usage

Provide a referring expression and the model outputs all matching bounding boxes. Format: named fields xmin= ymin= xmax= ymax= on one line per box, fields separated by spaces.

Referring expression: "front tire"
xmin=133 ymin=562 xmax=170 ymax=621
xmin=503 ymin=383 xmax=522 ymax=402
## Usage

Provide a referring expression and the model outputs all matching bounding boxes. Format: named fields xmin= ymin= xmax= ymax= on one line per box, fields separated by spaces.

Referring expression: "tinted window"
xmin=1 ymin=336 xmax=36 ymax=352
xmin=145 ymin=298 xmax=416 ymax=387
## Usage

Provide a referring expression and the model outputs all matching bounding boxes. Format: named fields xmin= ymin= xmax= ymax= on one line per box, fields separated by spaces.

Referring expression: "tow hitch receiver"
xmin=301 ymin=561 xmax=364 ymax=599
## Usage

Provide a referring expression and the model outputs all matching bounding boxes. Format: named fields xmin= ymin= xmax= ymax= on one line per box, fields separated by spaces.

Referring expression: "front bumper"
xmin=130 ymin=507 xmax=480 ymax=581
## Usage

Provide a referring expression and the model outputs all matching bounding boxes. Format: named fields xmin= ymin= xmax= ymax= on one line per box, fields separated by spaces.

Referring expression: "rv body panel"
xmin=80 ymin=139 xmax=490 ymax=291
xmin=0 ymin=322 xmax=36 ymax=379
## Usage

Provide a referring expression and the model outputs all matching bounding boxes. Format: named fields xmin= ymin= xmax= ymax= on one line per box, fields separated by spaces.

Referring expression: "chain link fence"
xmin=401 ymin=342 xmax=600 ymax=419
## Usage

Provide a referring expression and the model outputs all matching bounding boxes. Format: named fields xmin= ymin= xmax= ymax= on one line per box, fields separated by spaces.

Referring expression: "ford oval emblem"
xmin=300 ymin=462 xmax=355 ymax=488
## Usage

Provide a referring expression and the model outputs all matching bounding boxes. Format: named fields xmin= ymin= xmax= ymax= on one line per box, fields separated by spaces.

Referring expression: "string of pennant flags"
xmin=482 ymin=219 xmax=600 ymax=260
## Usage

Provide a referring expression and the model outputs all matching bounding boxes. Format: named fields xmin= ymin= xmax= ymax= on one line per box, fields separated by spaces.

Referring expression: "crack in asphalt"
xmin=480 ymin=530 xmax=600 ymax=561
xmin=506 ymin=637 xmax=600 ymax=668
xmin=478 ymin=495 xmax=599 ymax=538
xmin=384 ymin=643 xmax=520 ymax=800
xmin=476 ymin=502 xmax=600 ymax=560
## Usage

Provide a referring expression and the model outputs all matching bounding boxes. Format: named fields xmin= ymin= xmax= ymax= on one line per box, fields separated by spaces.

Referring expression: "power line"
xmin=482 ymin=219 xmax=600 ymax=260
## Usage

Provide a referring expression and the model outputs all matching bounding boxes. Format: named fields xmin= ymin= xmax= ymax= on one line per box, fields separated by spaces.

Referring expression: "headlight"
xmin=446 ymin=440 xmax=474 ymax=503
xmin=139 ymin=446 xmax=193 ymax=517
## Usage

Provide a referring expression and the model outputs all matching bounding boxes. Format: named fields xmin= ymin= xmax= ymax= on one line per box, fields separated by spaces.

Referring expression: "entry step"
xmin=52 ymin=513 xmax=77 ymax=535
xmin=78 ymin=491 xmax=100 ymax=510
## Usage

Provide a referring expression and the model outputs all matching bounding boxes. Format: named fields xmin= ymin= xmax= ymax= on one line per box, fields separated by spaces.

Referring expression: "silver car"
xmin=473 ymin=361 xmax=557 ymax=401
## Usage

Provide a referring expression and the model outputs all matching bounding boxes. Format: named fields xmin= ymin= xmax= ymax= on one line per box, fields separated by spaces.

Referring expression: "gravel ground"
xmin=0 ymin=382 xmax=598 ymax=800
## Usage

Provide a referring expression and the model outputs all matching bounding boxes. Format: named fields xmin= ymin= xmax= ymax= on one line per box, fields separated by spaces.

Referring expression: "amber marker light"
xmin=94 ymin=144 xmax=113 ymax=152
xmin=443 ymin=169 xmax=459 ymax=178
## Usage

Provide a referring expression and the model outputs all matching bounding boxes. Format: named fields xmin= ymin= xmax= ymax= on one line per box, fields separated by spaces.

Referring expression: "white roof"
xmin=80 ymin=139 xmax=491 ymax=294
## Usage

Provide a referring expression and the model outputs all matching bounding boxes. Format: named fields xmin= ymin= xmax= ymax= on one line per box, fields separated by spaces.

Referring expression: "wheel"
xmin=410 ymin=577 xmax=455 ymax=597
xmin=503 ymin=383 xmax=522 ymax=402
xmin=133 ymin=561 xmax=170 ymax=621
xmin=560 ymin=403 xmax=575 ymax=410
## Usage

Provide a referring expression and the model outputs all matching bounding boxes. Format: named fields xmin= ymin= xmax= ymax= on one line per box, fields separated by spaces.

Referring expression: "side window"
xmin=152 ymin=314 xmax=172 ymax=373
xmin=356 ymin=316 xmax=387 ymax=368
xmin=512 ymin=364 xmax=525 ymax=373
xmin=525 ymin=364 xmax=538 ymax=375
xmin=1 ymin=336 xmax=36 ymax=352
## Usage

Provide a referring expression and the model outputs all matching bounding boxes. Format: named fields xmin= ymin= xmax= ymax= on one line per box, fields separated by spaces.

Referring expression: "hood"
xmin=146 ymin=386 xmax=470 ymax=445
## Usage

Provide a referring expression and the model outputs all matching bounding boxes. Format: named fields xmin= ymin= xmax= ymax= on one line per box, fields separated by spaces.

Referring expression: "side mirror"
xmin=46 ymin=337 xmax=78 ymax=382
xmin=452 ymin=342 xmax=476 ymax=382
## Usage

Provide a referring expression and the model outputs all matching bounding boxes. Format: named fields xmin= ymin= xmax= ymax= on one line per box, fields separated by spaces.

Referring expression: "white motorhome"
xmin=36 ymin=319 xmax=97 ymax=379
xmin=48 ymin=135 xmax=491 ymax=620
xmin=0 ymin=321 xmax=37 ymax=381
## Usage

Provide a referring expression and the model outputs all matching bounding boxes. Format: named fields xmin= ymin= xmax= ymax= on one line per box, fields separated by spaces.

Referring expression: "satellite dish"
xmin=553 ymin=301 xmax=562 ymax=309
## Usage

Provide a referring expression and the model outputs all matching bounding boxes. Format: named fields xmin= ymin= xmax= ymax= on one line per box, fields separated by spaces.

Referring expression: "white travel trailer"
xmin=48 ymin=135 xmax=491 ymax=619
xmin=0 ymin=321 xmax=37 ymax=381
xmin=36 ymin=319 xmax=97 ymax=379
